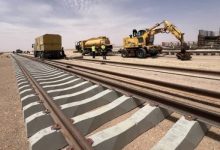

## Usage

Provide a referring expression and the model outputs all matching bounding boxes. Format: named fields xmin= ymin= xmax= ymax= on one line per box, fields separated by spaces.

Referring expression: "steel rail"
xmin=53 ymin=62 xmax=220 ymax=108
xmin=19 ymin=55 xmax=220 ymax=127
xmin=48 ymin=60 xmax=220 ymax=100
xmin=35 ymin=59 xmax=220 ymax=127
xmin=22 ymin=54 xmax=220 ymax=77
xmin=13 ymin=55 xmax=93 ymax=150
xmin=70 ymin=57 xmax=220 ymax=77
xmin=67 ymin=60 xmax=220 ymax=81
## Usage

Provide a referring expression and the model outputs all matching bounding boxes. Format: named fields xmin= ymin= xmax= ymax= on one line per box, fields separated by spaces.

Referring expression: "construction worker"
xmin=91 ymin=45 xmax=96 ymax=58
xmin=81 ymin=45 xmax=85 ymax=55
xmin=61 ymin=47 xmax=66 ymax=59
xmin=81 ymin=48 xmax=85 ymax=56
xmin=101 ymin=44 xmax=107 ymax=60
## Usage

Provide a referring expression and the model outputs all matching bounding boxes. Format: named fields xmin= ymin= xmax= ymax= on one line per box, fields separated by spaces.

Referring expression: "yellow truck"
xmin=75 ymin=36 xmax=112 ymax=55
xmin=32 ymin=34 xmax=65 ymax=58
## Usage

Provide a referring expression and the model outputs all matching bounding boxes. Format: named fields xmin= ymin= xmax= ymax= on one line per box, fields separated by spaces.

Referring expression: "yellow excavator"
xmin=121 ymin=20 xmax=191 ymax=60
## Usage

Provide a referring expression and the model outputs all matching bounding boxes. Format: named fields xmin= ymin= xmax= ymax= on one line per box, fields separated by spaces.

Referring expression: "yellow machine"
xmin=32 ymin=34 xmax=65 ymax=59
xmin=121 ymin=20 xmax=191 ymax=60
xmin=75 ymin=36 xmax=112 ymax=55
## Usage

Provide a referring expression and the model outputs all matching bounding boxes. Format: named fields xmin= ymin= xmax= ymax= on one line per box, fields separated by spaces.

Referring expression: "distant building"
xmin=161 ymin=41 xmax=197 ymax=49
xmin=198 ymin=29 xmax=220 ymax=48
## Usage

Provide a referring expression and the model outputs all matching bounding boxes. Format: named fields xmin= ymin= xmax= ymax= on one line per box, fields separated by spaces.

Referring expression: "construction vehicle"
xmin=32 ymin=34 xmax=65 ymax=59
xmin=121 ymin=20 xmax=191 ymax=60
xmin=75 ymin=36 xmax=113 ymax=55
xmin=16 ymin=49 xmax=23 ymax=53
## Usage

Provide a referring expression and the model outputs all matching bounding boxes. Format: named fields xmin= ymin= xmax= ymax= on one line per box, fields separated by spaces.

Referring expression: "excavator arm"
xmin=145 ymin=20 xmax=184 ymax=43
xmin=163 ymin=20 xmax=184 ymax=43
xmin=162 ymin=20 xmax=191 ymax=60
xmin=144 ymin=20 xmax=191 ymax=60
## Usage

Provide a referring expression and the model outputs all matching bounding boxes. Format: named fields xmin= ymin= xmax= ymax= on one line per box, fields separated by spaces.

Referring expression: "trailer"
xmin=32 ymin=34 xmax=65 ymax=59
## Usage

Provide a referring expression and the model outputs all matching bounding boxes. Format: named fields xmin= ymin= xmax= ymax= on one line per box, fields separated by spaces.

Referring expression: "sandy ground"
xmin=26 ymin=49 xmax=220 ymax=71
xmin=0 ymin=54 xmax=28 ymax=150
xmin=196 ymin=127 xmax=220 ymax=150
xmin=65 ymin=49 xmax=220 ymax=71
xmin=65 ymin=49 xmax=82 ymax=58
xmin=82 ymin=54 xmax=220 ymax=71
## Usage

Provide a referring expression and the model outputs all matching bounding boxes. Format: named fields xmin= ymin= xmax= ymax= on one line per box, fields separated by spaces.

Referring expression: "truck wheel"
xmin=121 ymin=50 xmax=128 ymax=58
xmin=34 ymin=51 xmax=37 ymax=57
xmin=136 ymin=48 xmax=146 ymax=58
xmin=39 ymin=52 xmax=44 ymax=59
xmin=149 ymin=49 xmax=158 ymax=57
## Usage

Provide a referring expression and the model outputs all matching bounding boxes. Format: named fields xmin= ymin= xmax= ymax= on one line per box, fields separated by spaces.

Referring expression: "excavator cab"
xmin=138 ymin=30 xmax=146 ymax=36
xmin=148 ymin=35 xmax=155 ymax=45
xmin=75 ymin=41 xmax=81 ymax=52
xmin=133 ymin=29 xmax=138 ymax=37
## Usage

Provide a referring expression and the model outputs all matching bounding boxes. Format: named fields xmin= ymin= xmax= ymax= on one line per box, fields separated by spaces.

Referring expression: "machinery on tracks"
xmin=32 ymin=34 xmax=66 ymax=59
xmin=121 ymin=20 xmax=192 ymax=60
xmin=75 ymin=36 xmax=113 ymax=55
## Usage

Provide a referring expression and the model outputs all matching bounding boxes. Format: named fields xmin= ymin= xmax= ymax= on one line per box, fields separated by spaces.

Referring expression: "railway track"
xmin=65 ymin=57 xmax=220 ymax=81
xmin=12 ymin=54 xmax=219 ymax=150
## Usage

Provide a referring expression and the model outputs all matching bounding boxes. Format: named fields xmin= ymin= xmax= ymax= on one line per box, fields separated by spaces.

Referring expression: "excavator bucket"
xmin=176 ymin=42 xmax=191 ymax=60
xmin=176 ymin=52 xmax=192 ymax=60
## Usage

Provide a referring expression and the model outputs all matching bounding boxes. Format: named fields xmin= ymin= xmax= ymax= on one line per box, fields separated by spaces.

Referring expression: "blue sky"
xmin=0 ymin=0 xmax=220 ymax=51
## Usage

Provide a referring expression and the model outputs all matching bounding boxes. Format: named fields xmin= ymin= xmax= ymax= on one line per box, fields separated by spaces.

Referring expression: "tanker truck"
xmin=75 ymin=36 xmax=113 ymax=55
